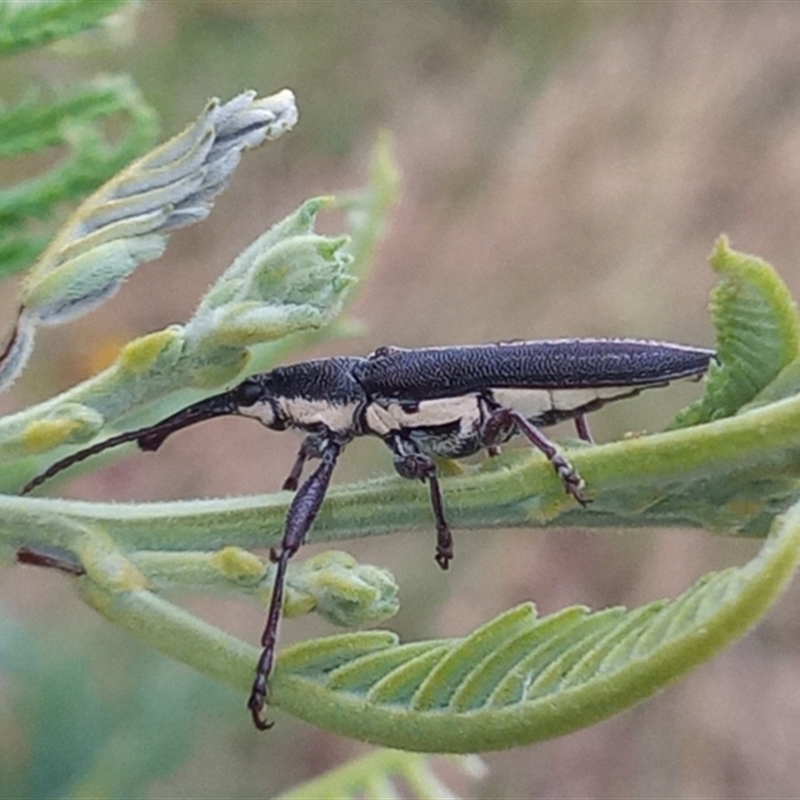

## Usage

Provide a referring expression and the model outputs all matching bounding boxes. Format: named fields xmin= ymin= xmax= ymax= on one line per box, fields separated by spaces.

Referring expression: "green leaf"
xmin=3 ymin=99 xmax=798 ymax=753
xmin=0 ymin=76 xmax=158 ymax=279
xmin=672 ymin=236 xmax=800 ymax=427
xmin=0 ymin=0 xmax=128 ymax=57
xmin=268 ymin=497 xmax=800 ymax=751
xmin=334 ymin=130 xmax=401 ymax=280
xmin=276 ymin=749 xmax=485 ymax=800
xmin=186 ymin=198 xmax=355 ymax=352
xmin=0 ymin=88 xmax=298 ymax=391
xmin=0 ymin=614 xmax=232 ymax=799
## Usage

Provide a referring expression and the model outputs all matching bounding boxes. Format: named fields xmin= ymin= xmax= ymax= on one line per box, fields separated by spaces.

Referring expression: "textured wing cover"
xmin=355 ymin=340 xmax=714 ymax=400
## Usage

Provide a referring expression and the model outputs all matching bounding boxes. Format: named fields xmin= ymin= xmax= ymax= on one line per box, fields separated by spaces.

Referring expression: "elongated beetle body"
xmin=21 ymin=337 xmax=714 ymax=728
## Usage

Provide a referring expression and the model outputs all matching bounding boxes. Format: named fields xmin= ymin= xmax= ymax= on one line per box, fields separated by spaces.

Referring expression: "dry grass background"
xmin=5 ymin=2 xmax=800 ymax=797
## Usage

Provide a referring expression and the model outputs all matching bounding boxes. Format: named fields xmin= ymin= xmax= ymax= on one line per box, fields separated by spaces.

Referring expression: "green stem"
xmin=75 ymin=530 xmax=257 ymax=693
xmin=2 ymin=390 xmax=800 ymax=562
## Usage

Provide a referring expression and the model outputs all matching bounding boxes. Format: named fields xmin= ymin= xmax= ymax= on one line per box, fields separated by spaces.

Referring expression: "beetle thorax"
xmin=236 ymin=357 xmax=368 ymax=436
xmin=277 ymin=395 xmax=363 ymax=434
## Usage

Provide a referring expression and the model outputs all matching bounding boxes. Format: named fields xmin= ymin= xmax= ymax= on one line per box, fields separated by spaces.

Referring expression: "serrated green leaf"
xmin=672 ymin=236 xmax=800 ymax=427
xmin=411 ymin=604 xmax=535 ymax=712
xmin=0 ymin=0 xmax=128 ymax=57
xmin=266 ymin=497 xmax=800 ymax=751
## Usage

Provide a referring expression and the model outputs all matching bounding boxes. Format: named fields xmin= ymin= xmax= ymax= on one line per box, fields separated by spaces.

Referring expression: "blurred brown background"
xmin=4 ymin=2 xmax=800 ymax=797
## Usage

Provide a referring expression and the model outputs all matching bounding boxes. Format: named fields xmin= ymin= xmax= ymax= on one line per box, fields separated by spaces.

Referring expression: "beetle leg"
xmin=390 ymin=439 xmax=453 ymax=570
xmin=249 ymin=438 xmax=343 ymax=730
xmin=427 ymin=471 xmax=453 ymax=569
xmin=478 ymin=394 xmax=508 ymax=458
xmin=574 ymin=414 xmax=594 ymax=443
xmin=282 ymin=444 xmax=309 ymax=492
xmin=282 ymin=432 xmax=328 ymax=491
xmin=512 ymin=410 xmax=589 ymax=504
xmin=484 ymin=408 xmax=590 ymax=505
xmin=479 ymin=403 xmax=516 ymax=450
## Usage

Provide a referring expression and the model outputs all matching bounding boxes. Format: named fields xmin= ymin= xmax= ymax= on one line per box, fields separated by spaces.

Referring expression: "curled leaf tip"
xmin=186 ymin=198 xmax=357 ymax=353
xmin=7 ymin=88 xmax=298 ymax=390
xmin=672 ymin=236 xmax=800 ymax=427
xmin=294 ymin=550 xmax=400 ymax=628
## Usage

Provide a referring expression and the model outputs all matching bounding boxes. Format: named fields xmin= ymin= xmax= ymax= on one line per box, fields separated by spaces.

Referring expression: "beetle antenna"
xmin=20 ymin=391 xmax=239 ymax=495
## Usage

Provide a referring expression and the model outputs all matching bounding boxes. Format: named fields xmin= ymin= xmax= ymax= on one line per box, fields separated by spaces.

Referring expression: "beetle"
xmin=21 ymin=337 xmax=714 ymax=728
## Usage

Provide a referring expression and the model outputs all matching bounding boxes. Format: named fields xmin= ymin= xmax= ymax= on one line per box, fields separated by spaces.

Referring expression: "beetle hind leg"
xmin=482 ymin=407 xmax=590 ymax=505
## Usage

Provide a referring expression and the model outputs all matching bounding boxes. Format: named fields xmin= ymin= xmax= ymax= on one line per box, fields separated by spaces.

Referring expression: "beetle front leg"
xmin=248 ymin=439 xmax=343 ymax=730
xmin=390 ymin=440 xmax=453 ymax=570
xmin=282 ymin=432 xmax=329 ymax=491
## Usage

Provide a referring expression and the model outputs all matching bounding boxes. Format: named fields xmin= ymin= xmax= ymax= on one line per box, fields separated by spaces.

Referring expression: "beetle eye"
xmin=235 ymin=378 xmax=263 ymax=407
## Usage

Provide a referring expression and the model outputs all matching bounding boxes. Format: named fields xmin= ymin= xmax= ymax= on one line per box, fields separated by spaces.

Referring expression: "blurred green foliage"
xmin=0 ymin=613 xmax=236 ymax=800
xmin=0 ymin=1 xmax=158 ymax=279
